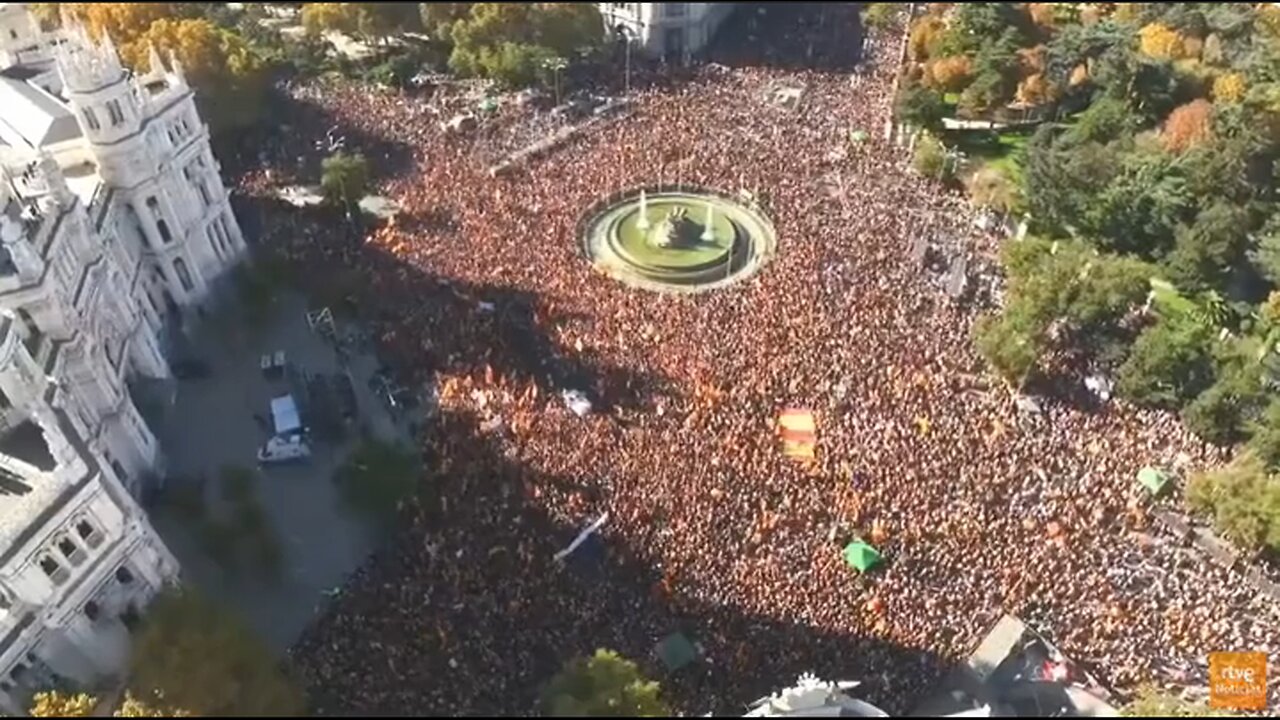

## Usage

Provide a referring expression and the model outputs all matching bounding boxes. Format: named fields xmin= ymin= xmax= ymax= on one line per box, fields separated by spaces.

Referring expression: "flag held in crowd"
xmin=778 ymin=408 xmax=817 ymax=460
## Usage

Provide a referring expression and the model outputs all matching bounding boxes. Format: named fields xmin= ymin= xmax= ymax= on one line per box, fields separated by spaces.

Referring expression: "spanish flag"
xmin=778 ymin=408 xmax=817 ymax=461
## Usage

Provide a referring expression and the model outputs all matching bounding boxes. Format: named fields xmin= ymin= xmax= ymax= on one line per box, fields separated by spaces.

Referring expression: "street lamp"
xmin=542 ymin=56 xmax=568 ymax=106
xmin=615 ymin=25 xmax=635 ymax=96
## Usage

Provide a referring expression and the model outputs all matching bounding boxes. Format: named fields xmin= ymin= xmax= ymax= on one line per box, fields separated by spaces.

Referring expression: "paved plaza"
xmin=150 ymin=291 xmax=415 ymax=652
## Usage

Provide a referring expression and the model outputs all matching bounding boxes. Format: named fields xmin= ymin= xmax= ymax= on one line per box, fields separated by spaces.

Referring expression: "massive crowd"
xmin=238 ymin=5 xmax=1280 ymax=716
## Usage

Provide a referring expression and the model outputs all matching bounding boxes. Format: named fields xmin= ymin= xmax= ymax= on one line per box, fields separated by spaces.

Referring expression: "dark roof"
xmin=0 ymin=420 xmax=56 ymax=472
xmin=0 ymin=65 xmax=41 ymax=82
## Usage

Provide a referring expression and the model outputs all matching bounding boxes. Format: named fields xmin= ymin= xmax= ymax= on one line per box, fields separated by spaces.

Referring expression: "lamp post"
xmin=542 ymin=56 xmax=568 ymax=107
xmin=616 ymin=26 xmax=635 ymax=96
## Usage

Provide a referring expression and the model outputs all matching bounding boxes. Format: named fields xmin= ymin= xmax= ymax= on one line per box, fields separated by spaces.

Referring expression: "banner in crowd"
xmin=778 ymin=408 xmax=817 ymax=461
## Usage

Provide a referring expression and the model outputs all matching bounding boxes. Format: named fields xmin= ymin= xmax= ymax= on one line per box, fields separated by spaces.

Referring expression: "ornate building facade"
xmin=600 ymin=2 xmax=736 ymax=59
xmin=0 ymin=2 xmax=248 ymax=711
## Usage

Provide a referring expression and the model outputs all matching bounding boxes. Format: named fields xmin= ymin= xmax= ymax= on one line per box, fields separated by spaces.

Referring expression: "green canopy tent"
xmin=842 ymin=541 xmax=882 ymax=573
xmin=1137 ymin=466 xmax=1171 ymax=496
xmin=655 ymin=632 xmax=697 ymax=673
xmin=849 ymin=129 xmax=868 ymax=145
xmin=478 ymin=97 xmax=500 ymax=115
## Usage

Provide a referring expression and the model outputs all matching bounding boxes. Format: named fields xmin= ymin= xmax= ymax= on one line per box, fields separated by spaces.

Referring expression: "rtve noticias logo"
xmin=1209 ymin=652 xmax=1268 ymax=711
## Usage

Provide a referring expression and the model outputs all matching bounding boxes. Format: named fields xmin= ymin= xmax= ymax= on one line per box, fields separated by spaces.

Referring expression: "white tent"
xmin=270 ymin=395 xmax=302 ymax=435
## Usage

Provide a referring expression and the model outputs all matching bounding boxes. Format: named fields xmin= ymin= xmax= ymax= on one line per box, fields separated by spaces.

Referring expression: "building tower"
xmin=54 ymin=22 xmax=247 ymax=318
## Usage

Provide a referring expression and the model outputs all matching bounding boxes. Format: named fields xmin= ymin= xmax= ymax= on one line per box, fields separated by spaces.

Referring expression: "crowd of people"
xmin=236 ymin=5 xmax=1280 ymax=716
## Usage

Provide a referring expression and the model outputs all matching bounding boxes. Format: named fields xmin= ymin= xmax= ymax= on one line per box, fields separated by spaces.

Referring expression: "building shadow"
xmin=291 ymin=399 xmax=954 ymax=717
xmin=221 ymin=84 xmax=420 ymax=188
xmin=706 ymin=3 xmax=866 ymax=72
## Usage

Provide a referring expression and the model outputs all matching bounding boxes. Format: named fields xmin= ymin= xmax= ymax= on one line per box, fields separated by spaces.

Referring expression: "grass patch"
xmin=942 ymin=129 xmax=1031 ymax=211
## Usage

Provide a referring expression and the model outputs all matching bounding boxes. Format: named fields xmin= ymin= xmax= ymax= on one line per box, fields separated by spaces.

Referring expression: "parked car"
xmin=257 ymin=434 xmax=312 ymax=464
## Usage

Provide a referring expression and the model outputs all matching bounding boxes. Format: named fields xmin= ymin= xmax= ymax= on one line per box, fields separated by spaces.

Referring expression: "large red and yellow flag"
xmin=778 ymin=408 xmax=817 ymax=461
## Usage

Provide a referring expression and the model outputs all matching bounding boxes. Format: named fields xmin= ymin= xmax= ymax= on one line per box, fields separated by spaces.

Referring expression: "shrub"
xmin=334 ymin=438 xmax=421 ymax=522
xmin=913 ymin=132 xmax=949 ymax=178
xmin=1186 ymin=453 xmax=1280 ymax=554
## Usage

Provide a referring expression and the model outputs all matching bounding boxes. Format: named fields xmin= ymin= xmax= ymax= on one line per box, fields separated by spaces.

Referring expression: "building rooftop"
xmin=0 ymin=420 xmax=54 ymax=473
xmin=0 ymin=75 xmax=79 ymax=148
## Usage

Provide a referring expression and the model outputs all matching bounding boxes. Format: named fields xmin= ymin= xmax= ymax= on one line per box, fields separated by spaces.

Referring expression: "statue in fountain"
xmin=651 ymin=206 xmax=702 ymax=249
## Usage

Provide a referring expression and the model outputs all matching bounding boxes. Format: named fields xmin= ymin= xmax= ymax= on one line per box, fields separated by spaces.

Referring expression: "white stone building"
xmin=600 ymin=2 xmax=736 ymax=59
xmin=0 ymin=2 xmax=249 ymax=710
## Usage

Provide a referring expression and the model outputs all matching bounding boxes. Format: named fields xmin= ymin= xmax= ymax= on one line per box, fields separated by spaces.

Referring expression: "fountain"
xmin=578 ymin=185 xmax=777 ymax=293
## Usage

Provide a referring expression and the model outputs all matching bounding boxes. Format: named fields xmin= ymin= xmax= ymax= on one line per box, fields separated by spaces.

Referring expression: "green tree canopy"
xmin=896 ymin=83 xmax=947 ymax=131
xmin=447 ymin=3 xmax=601 ymax=88
xmin=1186 ymin=451 xmax=1280 ymax=553
xmin=542 ymin=649 xmax=668 ymax=717
xmin=320 ymin=151 xmax=370 ymax=207
xmin=1116 ymin=313 xmax=1216 ymax=408
xmin=129 ymin=588 xmax=305 ymax=716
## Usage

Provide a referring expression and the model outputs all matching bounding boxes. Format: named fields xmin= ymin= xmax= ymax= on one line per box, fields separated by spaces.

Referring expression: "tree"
xmin=913 ymin=132 xmax=948 ymax=178
xmin=1116 ymin=315 xmax=1215 ymax=408
xmin=125 ymin=18 xmax=271 ymax=135
xmin=926 ymin=55 xmax=974 ymax=92
xmin=542 ymin=649 xmax=668 ymax=717
xmin=1182 ymin=339 xmax=1268 ymax=444
xmin=421 ymin=3 xmax=473 ymax=43
xmin=113 ymin=691 xmax=193 ymax=717
xmin=896 ymin=83 xmax=947 ymax=130
xmin=1249 ymin=398 xmax=1280 ymax=470
xmin=320 ymin=151 xmax=370 ymax=211
xmin=1083 ymin=148 xmax=1191 ymax=257
xmin=301 ymin=2 xmax=419 ymax=44
xmin=1161 ymin=99 xmax=1214 ymax=153
xmin=447 ymin=3 xmax=601 ymax=86
xmin=30 ymin=692 xmax=96 ymax=717
xmin=1161 ymin=201 xmax=1250 ymax=293
xmin=862 ymin=4 xmax=898 ymax=33
xmin=966 ymin=165 xmax=1020 ymax=213
xmin=908 ymin=15 xmax=947 ymax=61
xmin=57 ymin=3 xmax=193 ymax=43
xmin=334 ymin=438 xmax=421 ymax=521
xmin=301 ymin=2 xmax=359 ymax=36
xmin=1186 ymin=452 xmax=1280 ymax=553
xmin=1138 ymin=23 xmax=1186 ymax=61
xmin=1211 ymin=72 xmax=1246 ymax=103
xmin=1252 ymin=225 xmax=1280 ymax=288
xmin=128 ymin=587 xmax=305 ymax=716
xmin=974 ymin=310 xmax=1041 ymax=387
xmin=976 ymin=238 xmax=1153 ymax=384
xmin=48 ymin=6 xmax=271 ymax=136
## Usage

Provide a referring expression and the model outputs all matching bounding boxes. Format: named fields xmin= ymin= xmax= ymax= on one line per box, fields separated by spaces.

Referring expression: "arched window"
xmin=126 ymin=204 xmax=150 ymax=249
xmin=75 ymin=518 xmax=103 ymax=549
xmin=146 ymin=197 xmax=172 ymax=244
xmin=105 ymin=99 xmax=125 ymax=126
xmin=56 ymin=536 xmax=85 ymax=567
xmin=207 ymin=227 xmax=222 ymax=261
xmin=173 ymin=258 xmax=193 ymax=292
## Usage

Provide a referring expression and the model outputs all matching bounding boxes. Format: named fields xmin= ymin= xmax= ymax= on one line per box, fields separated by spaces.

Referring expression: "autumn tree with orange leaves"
xmin=1161 ymin=99 xmax=1214 ymax=153
xmin=36 ymin=4 xmax=269 ymax=134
